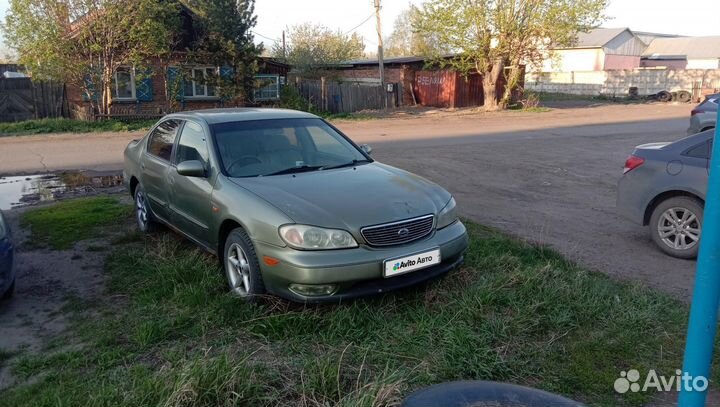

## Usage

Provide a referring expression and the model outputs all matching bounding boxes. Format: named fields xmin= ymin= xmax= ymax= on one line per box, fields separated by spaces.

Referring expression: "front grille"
xmin=361 ymin=215 xmax=435 ymax=247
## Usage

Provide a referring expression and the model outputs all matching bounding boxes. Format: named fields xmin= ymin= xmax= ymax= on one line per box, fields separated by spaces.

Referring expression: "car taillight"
xmin=623 ymin=155 xmax=645 ymax=174
xmin=691 ymin=109 xmax=701 ymax=116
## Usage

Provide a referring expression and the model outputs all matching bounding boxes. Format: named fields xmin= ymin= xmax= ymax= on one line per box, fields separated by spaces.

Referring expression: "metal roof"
xmin=336 ymin=56 xmax=429 ymax=67
xmin=642 ymin=36 xmax=720 ymax=59
xmin=570 ymin=27 xmax=630 ymax=48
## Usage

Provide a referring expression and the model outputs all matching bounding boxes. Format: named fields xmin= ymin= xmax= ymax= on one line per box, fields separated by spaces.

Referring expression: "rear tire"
xmin=134 ymin=185 xmax=157 ymax=233
xmin=649 ymin=197 xmax=703 ymax=259
xmin=2 ymin=278 xmax=15 ymax=300
xmin=223 ymin=228 xmax=266 ymax=302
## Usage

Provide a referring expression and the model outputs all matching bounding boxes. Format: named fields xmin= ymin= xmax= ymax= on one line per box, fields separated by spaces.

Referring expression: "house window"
xmin=254 ymin=75 xmax=281 ymax=101
xmin=185 ymin=67 xmax=217 ymax=98
xmin=112 ymin=67 xmax=136 ymax=100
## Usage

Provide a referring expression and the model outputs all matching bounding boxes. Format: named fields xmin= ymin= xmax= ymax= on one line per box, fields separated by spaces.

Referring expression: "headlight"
xmin=279 ymin=225 xmax=358 ymax=250
xmin=436 ymin=197 xmax=458 ymax=229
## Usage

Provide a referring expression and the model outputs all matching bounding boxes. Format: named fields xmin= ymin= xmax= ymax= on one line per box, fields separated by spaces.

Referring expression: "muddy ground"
xmin=0 ymin=192 xmax=131 ymax=389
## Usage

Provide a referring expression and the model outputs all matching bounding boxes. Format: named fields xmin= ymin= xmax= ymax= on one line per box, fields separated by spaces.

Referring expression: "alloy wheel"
xmin=227 ymin=243 xmax=252 ymax=296
xmin=136 ymin=191 xmax=149 ymax=232
xmin=657 ymin=207 xmax=701 ymax=251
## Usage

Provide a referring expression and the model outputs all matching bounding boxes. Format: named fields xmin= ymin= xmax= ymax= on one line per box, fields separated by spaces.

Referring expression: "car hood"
xmin=229 ymin=163 xmax=451 ymax=231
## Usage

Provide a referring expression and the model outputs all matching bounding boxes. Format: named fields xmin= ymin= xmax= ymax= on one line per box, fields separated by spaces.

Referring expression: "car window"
xmin=213 ymin=118 xmax=368 ymax=177
xmin=685 ymin=140 xmax=713 ymax=159
xmin=306 ymin=125 xmax=360 ymax=157
xmin=175 ymin=121 xmax=209 ymax=166
xmin=147 ymin=119 xmax=182 ymax=161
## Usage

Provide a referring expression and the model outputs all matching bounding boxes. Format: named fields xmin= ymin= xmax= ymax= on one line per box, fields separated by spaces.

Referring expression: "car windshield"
xmin=213 ymin=118 xmax=370 ymax=177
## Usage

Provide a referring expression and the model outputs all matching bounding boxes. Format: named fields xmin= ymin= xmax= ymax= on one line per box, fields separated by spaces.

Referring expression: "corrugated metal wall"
xmin=414 ymin=70 xmax=484 ymax=108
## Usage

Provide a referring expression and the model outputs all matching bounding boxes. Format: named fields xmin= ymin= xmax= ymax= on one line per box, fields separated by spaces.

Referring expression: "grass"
xmin=21 ymin=196 xmax=131 ymax=250
xmin=0 ymin=118 xmax=156 ymax=137
xmin=0 ymin=200 xmax=699 ymax=407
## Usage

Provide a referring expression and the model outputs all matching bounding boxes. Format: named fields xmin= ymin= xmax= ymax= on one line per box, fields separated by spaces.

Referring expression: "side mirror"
xmin=177 ymin=160 xmax=207 ymax=178
xmin=360 ymin=144 xmax=373 ymax=156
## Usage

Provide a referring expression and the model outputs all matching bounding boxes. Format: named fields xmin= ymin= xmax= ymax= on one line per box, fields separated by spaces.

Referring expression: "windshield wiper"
xmin=321 ymin=160 xmax=371 ymax=171
xmin=262 ymin=165 xmax=324 ymax=176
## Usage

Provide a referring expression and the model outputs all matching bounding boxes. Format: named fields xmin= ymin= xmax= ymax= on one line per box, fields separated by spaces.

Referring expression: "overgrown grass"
xmin=1 ymin=214 xmax=697 ymax=406
xmin=21 ymin=196 xmax=130 ymax=250
xmin=0 ymin=118 xmax=156 ymax=136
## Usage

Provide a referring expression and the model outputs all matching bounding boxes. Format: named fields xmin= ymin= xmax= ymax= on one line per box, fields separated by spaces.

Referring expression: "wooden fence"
xmin=296 ymin=78 xmax=398 ymax=113
xmin=0 ymin=78 xmax=69 ymax=122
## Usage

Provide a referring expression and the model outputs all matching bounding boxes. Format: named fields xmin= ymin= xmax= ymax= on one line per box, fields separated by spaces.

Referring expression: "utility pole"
xmin=374 ymin=0 xmax=387 ymax=109
xmin=282 ymin=30 xmax=287 ymax=63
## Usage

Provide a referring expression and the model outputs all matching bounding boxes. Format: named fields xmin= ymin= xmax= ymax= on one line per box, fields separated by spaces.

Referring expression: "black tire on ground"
xmin=677 ymin=90 xmax=692 ymax=103
xmin=134 ymin=185 xmax=157 ymax=233
xmin=2 ymin=278 xmax=15 ymax=300
xmin=223 ymin=227 xmax=266 ymax=302
xmin=656 ymin=91 xmax=672 ymax=103
xmin=649 ymin=196 xmax=703 ymax=259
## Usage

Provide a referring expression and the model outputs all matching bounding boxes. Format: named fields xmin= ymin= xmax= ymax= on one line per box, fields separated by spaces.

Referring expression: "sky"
xmin=0 ymin=0 xmax=718 ymax=56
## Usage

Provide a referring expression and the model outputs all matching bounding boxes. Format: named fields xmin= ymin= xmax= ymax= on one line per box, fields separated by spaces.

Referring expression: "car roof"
xmin=166 ymin=108 xmax=319 ymax=125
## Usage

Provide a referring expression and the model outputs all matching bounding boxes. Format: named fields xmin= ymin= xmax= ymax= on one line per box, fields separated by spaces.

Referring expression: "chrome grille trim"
xmin=360 ymin=214 xmax=435 ymax=247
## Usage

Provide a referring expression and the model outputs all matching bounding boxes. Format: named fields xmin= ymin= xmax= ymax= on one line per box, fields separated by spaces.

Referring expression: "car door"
xmin=169 ymin=120 xmax=214 ymax=246
xmin=141 ymin=119 xmax=182 ymax=221
xmin=682 ymin=137 xmax=711 ymax=198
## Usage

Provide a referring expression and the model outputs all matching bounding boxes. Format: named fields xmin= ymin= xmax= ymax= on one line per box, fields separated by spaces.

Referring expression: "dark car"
xmin=617 ymin=130 xmax=712 ymax=258
xmin=0 ymin=211 xmax=15 ymax=299
xmin=687 ymin=94 xmax=718 ymax=135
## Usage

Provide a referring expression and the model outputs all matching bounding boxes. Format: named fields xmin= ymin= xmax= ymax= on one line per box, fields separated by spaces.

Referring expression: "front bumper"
xmin=256 ymin=220 xmax=469 ymax=302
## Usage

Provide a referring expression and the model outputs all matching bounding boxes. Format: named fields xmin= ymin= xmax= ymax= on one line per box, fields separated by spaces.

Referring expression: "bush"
xmin=279 ymin=85 xmax=313 ymax=112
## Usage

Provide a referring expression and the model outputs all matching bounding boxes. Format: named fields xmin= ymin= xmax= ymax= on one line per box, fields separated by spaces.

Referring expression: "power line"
xmin=253 ymin=31 xmax=280 ymax=43
xmin=344 ymin=12 xmax=375 ymax=35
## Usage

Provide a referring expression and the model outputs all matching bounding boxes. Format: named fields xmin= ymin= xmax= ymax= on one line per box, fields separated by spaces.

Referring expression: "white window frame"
xmin=186 ymin=66 xmax=220 ymax=99
xmin=112 ymin=67 xmax=136 ymax=101
xmin=254 ymin=74 xmax=281 ymax=101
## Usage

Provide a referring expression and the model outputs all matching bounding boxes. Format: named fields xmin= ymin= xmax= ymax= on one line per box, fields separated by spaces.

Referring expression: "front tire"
xmin=649 ymin=197 xmax=703 ymax=259
xmin=223 ymin=228 xmax=266 ymax=302
xmin=134 ymin=185 xmax=157 ymax=233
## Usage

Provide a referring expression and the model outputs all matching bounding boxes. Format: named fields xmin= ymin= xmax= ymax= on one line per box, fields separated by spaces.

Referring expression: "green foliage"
xmin=21 ymin=196 xmax=130 ymax=250
xmin=0 ymin=216 xmax=696 ymax=406
xmin=279 ymin=85 xmax=312 ymax=111
xmin=184 ymin=0 xmax=262 ymax=103
xmin=272 ymin=23 xmax=364 ymax=74
xmin=3 ymin=0 xmax=182 ymax=115
xmin=0 ymin=118 xmax=155 ymax=136
xmin=384 ymin=5 xmax=446 ymax=57
xmin=414 ymin=0 xmax=608 ymax=109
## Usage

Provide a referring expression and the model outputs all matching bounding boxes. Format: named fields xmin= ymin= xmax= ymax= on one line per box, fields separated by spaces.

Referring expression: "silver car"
xmin=617 ymin=130 xmax=712 ymax=258
xmin=687 ymin=94 xmax=718 ymax=136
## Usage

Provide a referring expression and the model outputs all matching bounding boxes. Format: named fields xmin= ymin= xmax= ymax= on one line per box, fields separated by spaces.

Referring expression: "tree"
xmin=273 ymin=23 xmax=364 ymax=74
xmin=415 ymin=0 xmax=607 ymax=110
xmin=384 ymin=5 xmax=446 ymax=57
xmin=184 ymin=0 xmax=262 ymax=103
xmin=3 ymin=0 xmax=181 ymax=115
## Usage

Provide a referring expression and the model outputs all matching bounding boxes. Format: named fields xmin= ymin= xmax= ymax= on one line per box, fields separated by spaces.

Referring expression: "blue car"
xmin=0 ymin=211 xmax=15 ymax=299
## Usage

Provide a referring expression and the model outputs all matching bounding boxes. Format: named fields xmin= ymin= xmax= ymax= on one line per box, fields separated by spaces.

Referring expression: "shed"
xmin=540 ymin=28 xmax=647 ymax=71
xmin=641 ymin=36 xmax=720 ymax=69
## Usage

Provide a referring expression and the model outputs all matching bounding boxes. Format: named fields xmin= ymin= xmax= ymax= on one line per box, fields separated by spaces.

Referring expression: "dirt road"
xmin=0 ymin=103 xmax=696 ymax=297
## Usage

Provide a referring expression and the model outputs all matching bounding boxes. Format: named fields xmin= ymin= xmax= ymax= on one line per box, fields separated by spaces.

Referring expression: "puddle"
xmin=0 ymin=172 xmax=124 ymax=210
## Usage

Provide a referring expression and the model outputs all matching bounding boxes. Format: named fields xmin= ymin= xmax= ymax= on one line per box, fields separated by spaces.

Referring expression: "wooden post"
xmin=374 ymin=0 xmax=386 ymax=110
xmin=321 ymin=76 xmax=327 ymax=112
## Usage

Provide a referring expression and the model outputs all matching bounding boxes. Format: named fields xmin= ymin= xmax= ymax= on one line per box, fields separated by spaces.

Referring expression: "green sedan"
xmin=123 ymin=108 xmax=468 ymax=302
